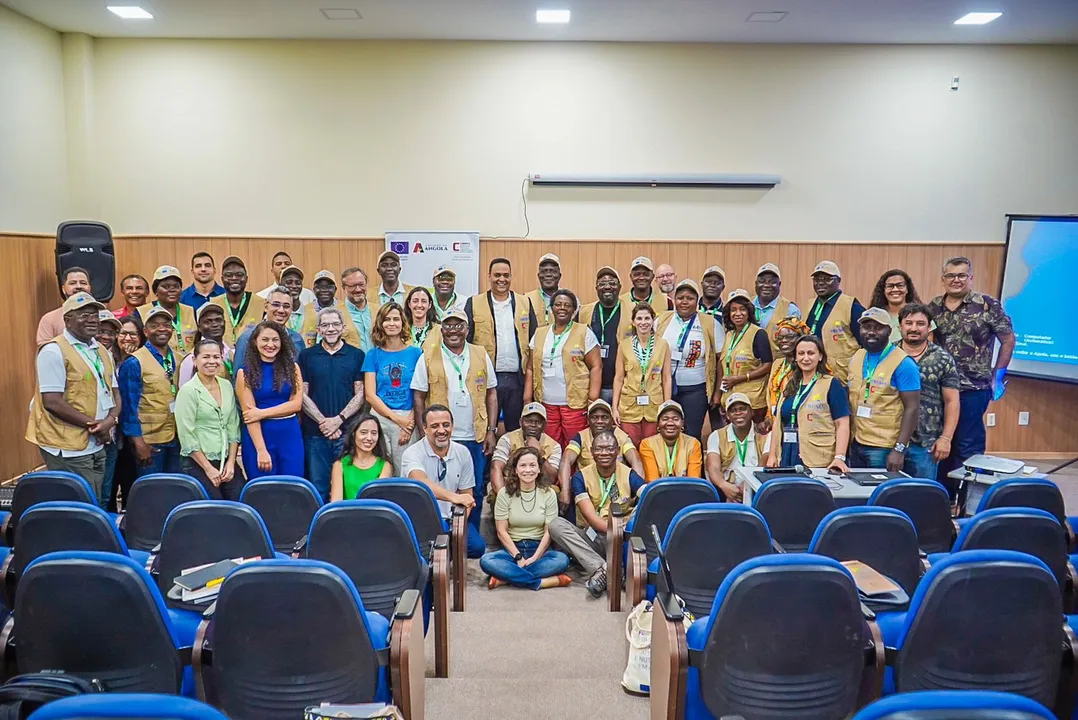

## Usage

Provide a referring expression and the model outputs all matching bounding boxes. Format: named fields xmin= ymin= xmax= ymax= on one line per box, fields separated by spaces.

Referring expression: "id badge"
xmin=542 ymin=365 xmax=556 ymax=378
xmin=600 ymin=345 xmax=609 ymax=359
xmin=586 ymin=527 xmax=599 ymax=542
xmin=670 ymin=349 xmax=682 ymax=362
xmin=636 ymin=395 xmax=650 ymax=406
xmin=783 ymin=430 xmax=798 ymax=444
xmin=857 ymin=405 xmax=873 ymax=419
xmin=168 ymin=400 xmax=176 ymax=413
xmin=453 ymin=394 xmax=469 ymax=407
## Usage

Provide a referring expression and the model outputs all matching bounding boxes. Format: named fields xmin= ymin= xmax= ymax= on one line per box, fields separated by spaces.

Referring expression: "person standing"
xmin=620 ymin=256 xmax=661 ymax=310
xmin=368 ymin=251 xmax=415 ymax=311
xmin=341 ymin=267 xmax=374 ymax=351
xmin=804 ymin=261 xmax=864 ymax=385
xmin=256 ymin=251 xmax=315 ymax=306
xmin=763 ymin=316 xmax=810 ymax=434
xmin=279 ymin=266 xmax=308 ymax=338
xmin=113 ymin=274 xmax=149 ymax=320
xmin=362 ymin=302 xmax=423 ymax=473
xmin=490 ymin=403 xmax=562 ymax=494
xmin=466 ymin=258 xmax=536 ymax=433
xmin=752 ymin=263 xmax=801 ymax=357
xmin=138 ymin=265 xmax=197 ymax=357
xmin=930 ymin=256 xmax=1015 ymax=496
xmin=579 ymin=266 xmax=631 ymax=405
xmin=404 ymin=286 xmax=442 ymax=351
xmin=524 ymin=290 xmax=603 ymax=447
xmin=870 ymin=269 xmax=928 ymax=343
xmin=525 ymin=253 xmax=564 ymax=328
xmin=300 ymin=271 xmax=362 ymax=348
xmin=178 ymin=303 xmax=234 ymax=385
xmin=411 ymin=310 xmax=498 ymax=534
xmin=698 ymin=266 xmax=725 ymax=318
xmin=612 ymin=303 xmax=671 ymax=447
xmin=118 ymin=306 xmax=182 ymax=476
xmin=211 ymin=256 xmax=265 ymax=345
xmin=37 ymin=267 xmax=92 ymax=346
xmin=639 ymin=401 xmax=704 ymax=481
xmin=179 ymin=252 xmax=225 ymax=312
xmin=109 ymin=315 xmax=144 ymax=511
xmin=655 ymin=264 xmax=678 ymax=311
xmin=299 ymin=307 xmax=366 ymax=501
xmin=431 ymin=265 xmax=464 ymax=321
xmin=330 ymin=414 xmax=393 ymax=501
xmin=233 ymin=287 xmax=305 ymax=373
xmin=706 ymin=393 xmax=770 ymax=502
xmin=175 ymin=338 xmax=245 ymax=499
xmin=236 ymin=321 xmax=305 ymax=478
xmin=899 ymin=304 xmax=961 ymax=480
xmin=26 ymin=293 xmax=120 ymax=499
xmin=95 ymin=311 xmax=122 ymax=366
xmin=847 ymin=308 xmax=922 ymax=471
xmin=655 ymin=279 xmax=725 ymax=441
xmin=718 ymin=290 xmax=773 ymax=423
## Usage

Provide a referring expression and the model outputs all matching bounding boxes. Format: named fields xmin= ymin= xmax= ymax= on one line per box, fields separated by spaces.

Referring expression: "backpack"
xmin=0 ymin=671 xmax=104 ymax=719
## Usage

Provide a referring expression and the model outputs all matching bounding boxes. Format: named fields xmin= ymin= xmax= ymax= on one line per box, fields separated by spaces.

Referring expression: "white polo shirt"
xmin=410 ymin=345 xmax=498 ymax=442
xmin=35 ymin=331 xmax=119 ymax=457
xmin=400 ymin=437 xmax=476 ymax=518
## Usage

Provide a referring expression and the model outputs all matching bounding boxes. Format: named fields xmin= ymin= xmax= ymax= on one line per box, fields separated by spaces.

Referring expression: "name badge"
xmin=783 ymin=430 xmax=798 ymax=444
xmin=857 ymin=405 xmax=873 ymax=419
xmin=168 ymin=400 xmax=176 ymax=413
xmin=600 ymin=345 xmax=609 ymax=359
xmin=542 ymin=365 xmax=556 ymax=378
xmin=670 ymin=349 xmax=683 ymax=362
xmin=636 ymin=395 xmax=650 ymax=406
xmin=586 ymin=527 xmax=599 ymax=542
xmin=453 ymin=394 xmax=469 ymax=407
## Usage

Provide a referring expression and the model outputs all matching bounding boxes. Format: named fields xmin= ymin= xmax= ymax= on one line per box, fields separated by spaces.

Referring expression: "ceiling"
xmin=5 ymin=0 xmax=1078 ymax=44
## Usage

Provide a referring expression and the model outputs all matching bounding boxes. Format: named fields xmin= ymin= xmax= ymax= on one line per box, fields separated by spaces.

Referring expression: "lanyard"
xmin=789 ymin=373 xmax=819 ymax=428
xmin=435 ymin=294 xmax=457 ymax=320
xmin=226 ymin=293 xmax=251 ymax=328
xmin=633 ymin=334 xmax=654 ymax=383
xmin=663 ymin=438 xmax=680 ymax=477
xmin=160 ymin=347 xmax=177 ymax=394
xmin=733 ymin=433 xmax=751 ymax=466
xmin=675 ymin=313 xmax=696 ymax=352
xmin=548 ymin=322 xmax=574 ymax=363
xmin=75 ymin=344 xmax=108 ymax=391
xmin=862 ymin=345 xmax=894 ymax=403
xmin=172 ymin=305 xmax=186 ymax=353
xmin=596 ymin=302 xmax=620 ymax=340
xmin=808 ymin=292 xmax=839 ymax=333
xmin=413 ymin=323 xmax=431 ymax=346
xmin=597 ymin=472 xmax=617 ymax=512
xmin=633 ymin=289 xmax=655 ymax=307
xmin=771 ymin=358 xmax=794 ymax=414
xmin=442 ymin=344 xmax=467 ymax=391
xmin=724 ymin=325 xmax=749 ymax=374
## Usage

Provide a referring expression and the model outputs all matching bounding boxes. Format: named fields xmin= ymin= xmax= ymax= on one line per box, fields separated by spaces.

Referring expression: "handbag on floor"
xmin=622 ymin=598 xmax=695 ymax=696
xmin=0 ymin=671 xmax=104 ymax=719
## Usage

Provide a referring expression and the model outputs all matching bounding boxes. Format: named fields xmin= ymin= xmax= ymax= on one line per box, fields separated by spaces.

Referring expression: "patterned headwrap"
xmin=767 ymin=315 xmax=815 ymax=417
xmin=773 ymin=315 xmax=811 ymax=341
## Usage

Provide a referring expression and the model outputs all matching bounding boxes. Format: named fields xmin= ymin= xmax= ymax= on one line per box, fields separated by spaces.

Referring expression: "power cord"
xmin=484 ymin=177 xmax=531 ymax=240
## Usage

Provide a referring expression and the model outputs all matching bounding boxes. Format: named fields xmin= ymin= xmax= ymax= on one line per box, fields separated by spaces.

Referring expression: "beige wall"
xmin=0 ymin=6 xmax=68 ymax=232
xmin=88 ymin=40 xmax=1078 ymax=240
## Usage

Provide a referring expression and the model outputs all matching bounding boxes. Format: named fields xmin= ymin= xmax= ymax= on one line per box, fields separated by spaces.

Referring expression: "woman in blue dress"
xmin=236 ymin=320 xmax=305 ymax=478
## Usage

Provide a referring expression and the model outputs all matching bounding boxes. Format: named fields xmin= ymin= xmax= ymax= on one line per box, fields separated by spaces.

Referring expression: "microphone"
xmin=760 ymin=464 xmax=806 ymax=475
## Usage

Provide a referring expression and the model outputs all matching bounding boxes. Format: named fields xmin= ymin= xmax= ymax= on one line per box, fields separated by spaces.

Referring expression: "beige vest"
xmin=847 ymin=347 xmax=908 ymax=449
xmin=809 ymin=293 xmax=859 ymax=385
xmin=762 ymin=296 xmax=793 ymax=358
xmin=211 ymin=292 xmax=265 ymax=346
xmin=617 ymin=336 xmax=669 ymax=423
xmin=720 ymin=323 xmax=768 ymax=409
xmin=655 ymin=311 xmax=718 ymax=398
xmin=366 ymin=283 xmax=416 ymax=313
xmin=790 ymin=375 xmax=838 ymax=469
xmin=423 ymin=343 xmax=491 ymax=442
xmin=574 ymin=427 xmax=634 ymax=470
xmin=414 ymin=323 xmax=442 ymax=353
xmin=643 ymin=434 xmax=694 ymax=479
xmin=580 ymin=300 xmax=634 ymax=342
xmin=767 ymin=358 xmax=796 ymax=419
xmin=579 ymin=463 xmax=633 ymax=528
xmin=525 ymin=289 xmax=554 ymax=328
xmin=133 ymin=346 xmax=179 ymax=444
xmin=505 ymin=429 xmax=560 ymax=461
xmin=137 ymin=302 xmax=198 ymax=357
xmin=717 ymin=427 xmax=768 ymax=481
xmin=299 ymin=302 xmax=362 ymax=349
xmin=531 ymin=322 xmax=592 ymax=409
xmin=468 ymin=292 xmax=532 ymax=371
xmin=26 ymin=336 xmax=115 ymax=451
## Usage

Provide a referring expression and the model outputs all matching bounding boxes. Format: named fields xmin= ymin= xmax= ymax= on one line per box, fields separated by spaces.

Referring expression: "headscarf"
xmin=767 ymin=315 xmax=813 ymax=416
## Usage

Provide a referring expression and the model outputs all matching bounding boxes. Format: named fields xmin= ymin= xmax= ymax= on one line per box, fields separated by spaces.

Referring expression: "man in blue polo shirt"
xmin=179 ymin=252 xmax=225 ymax=311
xmin=298 ymin=307 xmax=366 ymax=501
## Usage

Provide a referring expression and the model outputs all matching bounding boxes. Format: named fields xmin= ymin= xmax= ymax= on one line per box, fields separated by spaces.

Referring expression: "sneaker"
xmin=585 ymin=567 xmax=608 ymax=598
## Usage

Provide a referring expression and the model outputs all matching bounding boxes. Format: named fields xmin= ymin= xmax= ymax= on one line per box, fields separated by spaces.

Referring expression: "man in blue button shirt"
xmin=179 ymin=251 xmax=225 ymax=312
xmin=233 ymin=287 xmax=305 ymax=376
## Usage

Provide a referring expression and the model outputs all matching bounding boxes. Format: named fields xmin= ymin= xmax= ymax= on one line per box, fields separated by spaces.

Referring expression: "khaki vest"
xmin=505 ymin=429 xmax=560 ymax=460
xmin=619 ymin=289 xmax=663 ymax=314
xmin=643 ymin=433 xmax=694 ymax=479
xmin=617 ymin=336 xmax=669 ymax=423
xmin=574 ymin=427 xmax=634 ymax=470
xmin=791 ymin=375 xmax=838 ymax=469
xmin=767 ymin=358 xmax=796 ymax=419
xmin=720 ymin=323 xmax=768 ymax=409
xmin=299 ymin=302 xmax=362 ymax=349
xmin=531 ymin=322 xmax=591 ymax=409
xmin=525 ymin=289 xmax=554 ymax=328
xmin=133 ymin=346 xmax=179 ymax=444
xmin=809 ymin=293 xmax=859 ymax=385
xmin=716 ymin=427 xmax=768 ymax=481
xmin=655 ymin=311 xmax=718 ymax=398
xmin=423 ymin=343 xmax=491 ymax=442
xmin=579 ymin=300 xmax=634 ymax=343
xmin=761 ymin=296 xmax=793 ymax=358
xmin=468 ymin=292 xmax=532 ymax=372
xmin=211 ymin=292 xmax=265 ymax=346
xmin=848 ymin=347 xmax=908 ymax=449
xmin=26 ymin=336 xmax=115 ymax=451
xmin=414 ymin=324 xmax=442 ymax=353
xmin=579 ymin=462 xmax=633 ymax=528
xmin=366 ymin=283 xmax=416 ymax=313
xmin=137 ymin=302 xmax=198 ymax=357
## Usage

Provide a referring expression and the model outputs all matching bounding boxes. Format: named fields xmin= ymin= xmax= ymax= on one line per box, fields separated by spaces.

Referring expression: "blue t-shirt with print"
xmin=361 ymin=345 xmax=423 ymax=411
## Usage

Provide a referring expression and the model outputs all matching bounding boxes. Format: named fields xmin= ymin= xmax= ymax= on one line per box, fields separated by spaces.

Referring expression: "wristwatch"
xmin=488 ymin=427 xmax=498 ymax=434
xmin=893 ymin=442 xmax=908 ymax=454
xmin=338 ymin=413 xmax=347 ymax=422
xmin=833 ymin=454 xmax=846 ymax=462
xmin=513 ymin=553 xmax=523 ymax=562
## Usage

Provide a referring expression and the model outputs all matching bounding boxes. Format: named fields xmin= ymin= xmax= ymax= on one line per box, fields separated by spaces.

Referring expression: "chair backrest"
xmin=28 ymin=693 xmax=230 ymax=720
xmin=658 ymin=504 xmax=774 ymax=617
xmin=851 ymin=689 xmax=1056 ymax=720
xmin=809 ymin=506 xmax=923 ymax=595
xmin=9 ymin=471 xmax=97 ymax=535
xmin=211 ymin=559 xmax=385 ymax=720
xmin=869 ymin=478 xmax=955 ymax=554
xmin=123 ymin=474 xmax=209 ymax=551
xmin=156 ymin=501 xmax=275 ymax=596
xmin=306 ymin=500 xmax=427 ymax=619
xmin=893 ymin=550 xmax=1062 ymax=707
xmin=697 ymin=554 xmax=867 ymax=720
xmin=239 ymin=475 xmax=322 ymax=552
xmin=752 ymin=477 xmax=835 ymax=552
xmin=625 ymin=478 xmax=720 ymax=564
xmin=953 ymin=508 xmax=1070 ymax=590
xmin=12 ymin=501 xmax=129 ymax=578
xmin=358 ymin=478 xmax=447 ymax=549
xmin=977 ymin=479 xmax=1067 ymax=525
xmin=15 ymin=551 xmax=184 ymax=693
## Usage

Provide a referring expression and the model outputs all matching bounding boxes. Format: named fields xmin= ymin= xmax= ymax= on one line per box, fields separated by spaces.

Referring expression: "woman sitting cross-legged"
xmin=481 ymin=447 xmax=572 ymax=591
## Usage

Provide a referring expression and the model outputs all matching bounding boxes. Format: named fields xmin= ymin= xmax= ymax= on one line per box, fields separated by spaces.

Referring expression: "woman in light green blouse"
xmin=175 ymin=338 xmax=244 ymax=499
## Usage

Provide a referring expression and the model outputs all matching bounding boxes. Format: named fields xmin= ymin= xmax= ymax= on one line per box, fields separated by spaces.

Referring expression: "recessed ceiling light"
xmin=954 ymin=11 xmax=1002 ymax=25
xmin=320 ymin=8 xmax=363 ymax=20
xmin=106 ymin=6 xmax=153 ymax=19
xmin=746 ymin=11 xmax=788 ymax=23
xmin=536 ymin=8 xmax=571 ymax=24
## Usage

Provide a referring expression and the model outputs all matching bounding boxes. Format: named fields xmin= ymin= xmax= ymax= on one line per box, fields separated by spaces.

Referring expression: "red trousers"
xmin=620 ymin=421 xmax=656 ymax=449
xmin=543 ymin=404 xmax=589 ymax=448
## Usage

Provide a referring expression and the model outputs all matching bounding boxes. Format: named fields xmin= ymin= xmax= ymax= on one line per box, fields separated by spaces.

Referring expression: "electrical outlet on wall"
xmin=986 ymin=413 xmax=996 ymax=427
xmin=1018 ymin=412 xmax=1030 ymax=426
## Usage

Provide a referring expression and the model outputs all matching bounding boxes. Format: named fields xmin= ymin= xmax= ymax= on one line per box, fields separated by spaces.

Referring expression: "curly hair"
xmin=870 ymin=269 xmax=921 ymax=310
xmin=339 ymin=414 xmax=391 ymax=468
xmin=243 ymin=321 xmax=297 ymax=393
xmin=783 ymin=335 xmax=831 ymax=398
xmin=370 ymin=302 xmax=413 ymax=349
xmin=722 ymin=295 xmax=759 ymax=332
xmin=502 ymin=446 xmax=554 ymax=497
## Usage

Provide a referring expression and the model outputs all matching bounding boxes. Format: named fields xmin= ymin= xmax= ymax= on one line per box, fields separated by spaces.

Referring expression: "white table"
xmin=947 ymin=466 xmax=1048 ymax=516
xmin=734 ymin=466 xmax=906 ymax=507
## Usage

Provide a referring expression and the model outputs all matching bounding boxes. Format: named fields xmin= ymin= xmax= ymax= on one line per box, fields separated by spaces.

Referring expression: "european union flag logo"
xmin=390 ymin=241 xmax=409 ymax=255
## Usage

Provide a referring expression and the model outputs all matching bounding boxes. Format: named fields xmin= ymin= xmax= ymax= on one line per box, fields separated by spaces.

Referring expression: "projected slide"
xmin=1001 ymin=216 xmax=1078 ymax=383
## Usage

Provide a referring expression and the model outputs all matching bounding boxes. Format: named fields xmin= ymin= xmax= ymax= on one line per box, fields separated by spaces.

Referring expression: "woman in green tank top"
xmin=330 ymin=414 xmax=393 ymax=500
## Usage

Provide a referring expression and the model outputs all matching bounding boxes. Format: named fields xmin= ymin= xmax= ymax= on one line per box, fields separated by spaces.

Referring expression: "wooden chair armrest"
xmin=0 ymin=614 xmax=15 ymax=682
xmin=606 ymin=515 xmax=625 ymax=612
xmin=857 ymin=619 xmax=885 ymax=710
xmin=627 ymin=539 xmax=648 ymax=610
xmin=193 ymin=617 xmax=214 ymax=705
xmin=650 ymin=592 xmax=687 ymax=720
xmin=432 ymin=537 xmax=450 ymax=678
xmin=1066 ymin=561 xmax=1078 ymax=615
xmin=0 ymin=552 xmax=15 ymax=610
xmin=450 ymin=507 xmax=467 ymax=612
xmin=391 ymin=589 xmax=426 ymax=720
xmin=1056 ymin=622 xmax=1078 ymax=720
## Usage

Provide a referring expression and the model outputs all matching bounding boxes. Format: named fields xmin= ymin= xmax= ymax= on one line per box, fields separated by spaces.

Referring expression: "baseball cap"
xmin=196 ymin=302 xmax=225 ymax=322
xmin=812 ymin=261 xmax=841 ymax=277
xmin=757 ymin=262 xmax=781 ymax=279
xmin=433 ymin=264 xmax=456 ymax=280
xmin=152 ymin=265 xmax=182 ymax=286
xmin=442 ymin=309 xmax=469 ymax=324
xmin=98 ymin=310 xmax=121 ymax=328
xmin=143 ymin=305 xmax=174 ymax=323
xmin=587 ymin=398 xmax=613 ymax=415
xmin=521 ymin=402 xmax=547 ymax=420
xmin=657 ymin=400 xmax=685 ymax=418
xmin=630 ymin=256 xmax=654 ymax=272
xmin=377 ymin=250 xmax=401 ymax=264
xmin=61 ymin=292 xmax=105 ymax=315
xmin=596 ymin=266 xmax=621 ymax=282
xmin=702 ymin=266 xmax=726 ymax=280
xmin=724 ymin=392 xmax=752 ymax=411
xmin=538 ymin=253 xmax=561 ymax=268
xmin=221 ymin=255 xmax=246 ymax=271
xmin=859 ymin=307 xmax=892 ymax=326
xmin=281 ymin=265 xmax=304 ymax=281
xmin=674 ymin=278 xmax=701 ymax=296
xmin=727 ymin=288 xmax=751 ymax=302
xmin=313 ymin=270 xmax=336 ymax=284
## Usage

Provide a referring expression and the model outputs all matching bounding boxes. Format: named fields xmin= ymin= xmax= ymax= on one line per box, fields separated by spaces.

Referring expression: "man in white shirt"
xmin=401 ymin=405 xmax=486 ymax=557
xmin=705 ymin=393 xmax=771 ymax=502
xmin=256 ymin=250 xmax=315 ymax=307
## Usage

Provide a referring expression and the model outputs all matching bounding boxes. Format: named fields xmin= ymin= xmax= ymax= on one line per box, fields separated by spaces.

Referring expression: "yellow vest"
xmin=579 ymin=462 xmax=633 ymax=528
xmin=26 ymin=336 xmax=116 ymax=451
xmin=505 ymin=429 xmax=560 ymax=460
xmin=617 ymin=336 xmax=669 ymax=423
xmin=761 ymin=296 xmax=793 ymax=358
xmin=468 ymin=292 xmax=532 ymax=372
xmin=366 ymin=283 xmax=416 ymax=313
xmin=423 ymin=343 xmax=491 ymax=442
xmin=132 ymin=346 xmax=179 ymax=444
xmin=767 ymin=358 xmax=796 ymax=419
xmin=809 ymin=293 xmax=859 ymax=385
xmin=579 ymin=300 xmax=634 ymax=342
xmin=137 ymin=302 xmax=198 ymax=357
xmin=791 ymin=375 xmax=838 ymax=469
xmin=574 ymin=427 xmax=634 ymax=470
xmin=655 ymin=311 xmax=718 ymax=398
xmin=525 ymin=289 xmax=554 ymax=328
xmin=299 ymin=302 xmax=362 ymax=349
xmin=211 ymin=292 xmax=265 ymax=346
xmin=643 ymin=433 xmax=696 ymax=478
xmin=716 ymin=427 xmax=768 ymax=481
xmin=847 ymin=347 xmax=908 ymax=449
xmin=720 ymin=323 xmax=768 ymax=409
xmin=531 ymin=322 xmax=592 ymax=409
xmin=414 ymin=323 xmax=442 ymax=353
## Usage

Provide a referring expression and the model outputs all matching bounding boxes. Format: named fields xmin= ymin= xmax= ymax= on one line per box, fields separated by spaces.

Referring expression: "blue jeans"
xmin=479 ymin=539 xmax=569 ymax=590
xmin=903 ymin=444 xmax=939 ymax=480
xmin=305 ymin=433 xmax=345 ymax=502
xmin=101 ymin=442 xmax=118 ymax=509
xmin=850 ymin=441 xmax=892 ymax=470
xmin=673 ymin=383 xmax=708 ymax=442
xmin=137 ymin=439 xmax=182 ymax=476
xmin=459 ymin=440 xmax=487 ymax=532
xmin=938 ymin=388 xmax=991 ymax=499
xmin=466 ymin=524 xmax=486 ymax=559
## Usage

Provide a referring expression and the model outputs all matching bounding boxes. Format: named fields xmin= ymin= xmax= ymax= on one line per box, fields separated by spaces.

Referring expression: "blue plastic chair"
xmin=809 ymin=506 xmax=924 ymax=597
xmin=963 ymin=478 xmax=1076 ymax=549
xmin=853 ymin=690 xmax=1056 ymax=720
xmin=120 ymin=474 xmax=209 ymax=552
xmin=29 ymin=693 xmax=228 ymax=719
xmin=239 ymin=475 xmax=322 ymax=552
xmin=1 ymin=471 xmax=100 ymax=546
xmin=752 ymin=476 xmax=835 ymax=552
xmin=869 ymin=478 xmax=957 ymax=554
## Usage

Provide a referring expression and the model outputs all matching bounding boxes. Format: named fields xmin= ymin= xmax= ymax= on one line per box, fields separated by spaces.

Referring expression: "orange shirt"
xmin=639 ymin=434 xmax=703 ymax=481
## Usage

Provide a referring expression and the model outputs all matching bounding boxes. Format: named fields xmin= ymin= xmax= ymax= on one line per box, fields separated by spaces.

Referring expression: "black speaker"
xmin=55 ymin=221 xmax=116 ymax=302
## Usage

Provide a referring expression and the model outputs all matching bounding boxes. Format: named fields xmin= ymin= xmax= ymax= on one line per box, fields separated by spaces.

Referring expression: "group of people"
xmin=26 ymin=248 xmax=1015 ymax=598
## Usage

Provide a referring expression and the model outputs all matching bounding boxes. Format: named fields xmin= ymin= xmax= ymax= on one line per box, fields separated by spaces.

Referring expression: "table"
xmin=946 ymin=466 xmax=1048 ymax=516
xmin=734 ymin=466 xmax=907 ymax=508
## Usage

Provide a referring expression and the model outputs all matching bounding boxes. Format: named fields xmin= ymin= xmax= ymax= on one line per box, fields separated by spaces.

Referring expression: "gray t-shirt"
xmin=400 ymin=438 xmax=476 ymax=518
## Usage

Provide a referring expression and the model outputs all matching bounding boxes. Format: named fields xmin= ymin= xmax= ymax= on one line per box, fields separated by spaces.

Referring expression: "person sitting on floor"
xmin=639 ymin=400 xmax=704 ymax=481
xmin=558 ymin=399 xmax=643 ymax=512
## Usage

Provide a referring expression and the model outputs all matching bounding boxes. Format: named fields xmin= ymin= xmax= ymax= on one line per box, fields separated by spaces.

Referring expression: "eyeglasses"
xmin=943 ymin=273 xmax=970 ymax=281
xmin=442 ymin=321 xmax=466 ymax=330
xmin=437 ymin=458 xmax=448 ymax=482
xmin=318 ymin=321 xmax=344 ymax=329
xmin=884 ymin=282 xmax=907 ymax=290
xmin=596 ymin=280 xmax=619 ymax=290
xmin=221 ymin=272 xmax=246 ymax=280
xmin=268 ymin=301 xmax=292 ymax=310
xmin=118 ymin=330 xmax=140 ymax=337
xmin=343 ymin=282 xmax=366 ymax=291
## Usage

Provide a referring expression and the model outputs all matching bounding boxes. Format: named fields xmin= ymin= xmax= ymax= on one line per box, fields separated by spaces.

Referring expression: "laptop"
xmin=843 ymin=470 xmax=906 ymax=487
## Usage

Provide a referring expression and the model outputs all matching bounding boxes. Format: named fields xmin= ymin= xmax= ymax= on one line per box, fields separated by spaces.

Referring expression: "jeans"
xmin=40 ymin=448 xmax=106 ymax=499
xmin=599 ymin=388 xmax=614 ymax=405
xmin=903 ymin=444 xmax=939 ymax=480
xmin=548 ymin=517 xmax=606 ymax=574
xmin=673 ymin=383 xmax=708 ymax=442
xmin=479 ymin=539 xmax=570 ymax=590
xmin=181 ymin=456 xmax=247 ymax=501
xmin=459 ymin=440 xmax=487 ymax=532
xmin=850 ymin=441 xmax=891 ymax=469
xmin=101 ymin=442 xmax=118 ymax=509
xmin=136 ymin=439 xmax=182 ymax=477
xmin=542 ymin=404 xmax=589 ymax=448
xmin=496 ymin=371 xmax=525 ymax=433
xmin=466 ymin=523 xmax=486 ymax=559
xmin=938 ymin=388 xmax=991 ymax=500
xmin=305 ymin=433 xmax=345 ymax=502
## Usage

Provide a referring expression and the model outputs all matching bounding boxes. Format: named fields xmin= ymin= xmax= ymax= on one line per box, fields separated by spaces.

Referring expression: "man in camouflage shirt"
xmin=898 ymin=304 xmax=961 ymax=480
xmin=929 ymin=257 xmax=1015 ymax=499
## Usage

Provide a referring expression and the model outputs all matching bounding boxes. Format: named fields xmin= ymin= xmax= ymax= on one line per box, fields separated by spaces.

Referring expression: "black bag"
xmin=0 ymin=671 xmax=104 ymax=719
